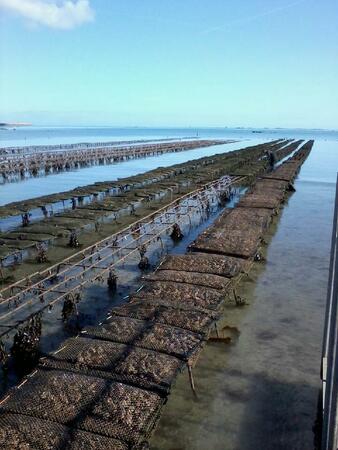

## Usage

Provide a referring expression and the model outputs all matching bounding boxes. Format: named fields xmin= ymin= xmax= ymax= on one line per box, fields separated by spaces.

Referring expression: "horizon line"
xmin=1 ymin=124 xmax=337 ymax=132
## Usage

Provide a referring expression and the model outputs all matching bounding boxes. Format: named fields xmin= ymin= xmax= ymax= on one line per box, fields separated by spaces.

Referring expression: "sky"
xmin=0 ymin=0 xmax=337 ymax=128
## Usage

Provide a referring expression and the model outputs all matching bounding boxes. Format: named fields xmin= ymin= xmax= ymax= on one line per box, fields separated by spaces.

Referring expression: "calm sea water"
xmin=0 ymin=140 xmax=258 ymax=206
xmin=0 ymin=127 xmax=337 ymax=448
xmin=0 ymin=126 xmax=337 ymax=148
xmin=0 ymin=127 xmax=337 ymax=206
xmin=150 ymin=139 xmax=338 ymax=450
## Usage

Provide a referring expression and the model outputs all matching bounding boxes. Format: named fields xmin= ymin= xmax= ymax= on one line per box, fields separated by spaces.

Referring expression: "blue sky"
xmin=0 ymin=0 xmax=337 ymax=128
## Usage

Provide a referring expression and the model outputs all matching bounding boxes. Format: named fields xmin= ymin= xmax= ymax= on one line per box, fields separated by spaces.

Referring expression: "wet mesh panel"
xmin=136 ymin=443 xmax=150 ymax=450
xmin=212 ymin=206 xmax=273 ymax=232
xmin=262 ymin=173 xmax=294 ymax=182
xmin=140 ymin=323 xmax=203 ymax=362
xmin=84 ymin=316 xmax=150 ymax=345
xmin=143 ymin=270 xmax=231 ymax=290
xmin=189 ymin=229 xmax=261 ymax=259
xmin=283 ymin=160 xmax=303 ymax=166
xmin=131 ymin=292 xmax=222 ymax=314
xmin=156 ymin=305 xmax=220 ymax=335
xmin=40 ymin=336 xmax=184 ymax=394
xmin=0 ymin=412 xmax=128 ymax=450
xmin=237 ymin=194 xmax=281 ymax=209
xmin=189 ymin=205 xmax=267 ymax=235
xmin=110 ymin=301 xmax=221 ymax=335
xmin=84 ymin=315 xmax=204 ymax=361
xmin=250 ymin=187 xmax=285 ymax=200
xmin=254 ymin=179 xmax=289 ymax=191
xmin=110 ymin=301 xmax=158 ymax=322
xmin=276 ymin=165 xmax=302 ymax=177
xmin=46 ymin=336 xmax=126 ymax=371
xmin=251 ymin=184 xmax=287 ymax=197
xmin=0 ymin=369 xmax=164 ymax=445
xmin=79 ymin=379 xmax=163 ymax=443
xmin=114 ymin=346 xmax=184 ymax=388
xmin=133 ymin=281 xmax=226 ymax=311
xmin=159 ymin=253 xmax=248 ymax=278
xmin=39 ymin=360 xmax=171 ymax=397
xmin=263 ymin=161 xmax=301 ymax=182
xmin=39 ymin=359 xmax=170 ymax=396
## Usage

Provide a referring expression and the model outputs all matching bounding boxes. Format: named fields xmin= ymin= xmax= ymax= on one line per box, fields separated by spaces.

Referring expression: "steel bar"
xmin=0 ymin=175 xmax=242 ymax=336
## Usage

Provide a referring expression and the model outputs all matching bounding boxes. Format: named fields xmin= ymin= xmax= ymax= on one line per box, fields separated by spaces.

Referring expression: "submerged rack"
xmin=0 ymin=139 xmax=228 ymax=182
xmin=0 ymin=175 xmax=241 ymax=338
xmin=0 ymin=140 xmax=314 ymax=450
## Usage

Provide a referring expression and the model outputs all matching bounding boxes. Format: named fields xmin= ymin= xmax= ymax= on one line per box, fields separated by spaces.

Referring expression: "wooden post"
xmin=233 ymin=288 xmax=238 ymax=303
xmin=188 ymin=364 xmax=197 ymax=396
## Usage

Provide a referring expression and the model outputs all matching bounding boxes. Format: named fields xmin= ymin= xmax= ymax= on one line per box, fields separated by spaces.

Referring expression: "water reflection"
xmin=0 ymin=140 xmax=254 ymax=205
xmin=150 ymin=139 xmax=337 ymax=450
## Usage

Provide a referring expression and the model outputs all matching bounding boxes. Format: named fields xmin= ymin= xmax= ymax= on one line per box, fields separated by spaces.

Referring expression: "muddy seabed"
xmin=150 ymin=143 xmax=335 ymax=450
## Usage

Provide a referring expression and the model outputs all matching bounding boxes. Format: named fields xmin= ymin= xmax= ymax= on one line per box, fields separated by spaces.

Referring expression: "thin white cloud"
xmin=0 ymin=0 xmax=94 ymax=29
xmin=201 ymin=0 xmax=307 ymax=35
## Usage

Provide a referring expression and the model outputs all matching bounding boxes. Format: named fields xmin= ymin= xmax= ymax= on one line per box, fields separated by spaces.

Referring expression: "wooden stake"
xmin=188 ymin=364 xmax=197 ymax=396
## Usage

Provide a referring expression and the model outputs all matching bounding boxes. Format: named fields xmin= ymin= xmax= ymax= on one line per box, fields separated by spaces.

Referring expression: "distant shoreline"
xmin=0 ymin=122 xmax=32 ymax=127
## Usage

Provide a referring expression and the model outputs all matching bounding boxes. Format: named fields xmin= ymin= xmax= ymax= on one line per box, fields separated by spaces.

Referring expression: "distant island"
xmin=0 ymin=122 xmax=32 ymax=127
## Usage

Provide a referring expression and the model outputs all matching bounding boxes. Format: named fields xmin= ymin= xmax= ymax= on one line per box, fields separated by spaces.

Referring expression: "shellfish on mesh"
xmin=115 ymin=348 xmax=182 ymax=385
xmin=0 ymin=371 xmax=105 ymax=422
xmin=133 ymin=280 xmax=225 ymax=311
xmin=86 ymin=316 xmax=148 ymax=343
xmin=1 ymin=371 xmax=163 ymax=443
xmin=0 ymin=413 xmax=128 ymax=450
xmin=159 ymin=307 xmax=218 ymax=334
xmin=141 ymin=323 xmax=202 ymax=357
xmin=76 ymin=342 xmax=114 ymax=367
xmin=143 ymin=269 xmax=231 ymax=290
xmin=88 ymin=382 xmax=162 ymax=431
xmin=111 ymin=300 xmax=219 ymax=334
xmin=189 ymin=228 xmax=261 ymax=259
xmin=159 ymin=253 xmax=247 ymax=278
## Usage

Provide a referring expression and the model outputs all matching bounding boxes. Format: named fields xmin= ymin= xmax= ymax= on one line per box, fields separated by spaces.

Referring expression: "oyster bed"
xmin=0 ymin=140 xmax=314 ymax=449
xmin=158 ymin=252 xmax=248 ymax=278
xmin=0 ymin=370 xmax=163 ymax=445
xmin=110 ymin=301 xmax=221 ymax=335
xmin=0 ymin=138 xmax=295 ymax=271
xmin=132 ymin=280 xmax=226 ymax=311
xmin=0 ymin=413 xmax=129 ymax=450
xmin=143 ymin=269 xmax=231 ymax=290
xmin=189 ymin=228 xmax=262 ymax=259
xmin=84 ymin=316 xmax=203 ymax=362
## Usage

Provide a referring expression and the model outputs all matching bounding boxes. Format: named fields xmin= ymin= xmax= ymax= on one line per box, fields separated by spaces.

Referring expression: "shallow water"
xmin=150 ymin=139 xmax=337 ymax=450
xmin=2 ymin=125 xmax=335 ymax=205
xmin=0 ymin=190 xmax=242 ymax=396
xmin=0 ymin=129 xmax=337 ymax=448
xmin=0 ymin=140 xmax=255 ymax=205
xmin=1 ymin=126 xmax=337 ymax=148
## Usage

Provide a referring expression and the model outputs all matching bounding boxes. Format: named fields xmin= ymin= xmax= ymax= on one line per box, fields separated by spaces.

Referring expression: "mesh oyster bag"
xmin=159 ymin=253 xmax=248 ymax=278
xmin=142 ymin=269 xmax=231 ymax=291
xmin=0 ymin=369 xmax=164 ymax=446
xmin=189 ymin=228 xmax=261 ymax=259
xmin=84 ymin=315 xmax=204 ymax=362
xmin=110 ymin=300 xmax=221 ymax=335
xmin=133 ymin=280 xmax=226 ymax=311
xmin=41 ymin=336 xmax=184 ymax=395
xmin=0 ymin=412 xmax=128 ymax=450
